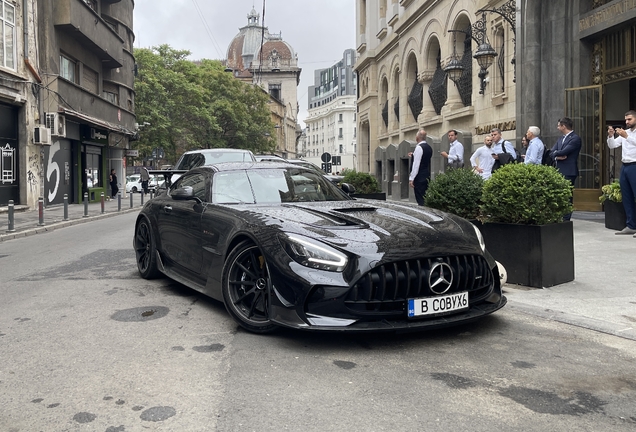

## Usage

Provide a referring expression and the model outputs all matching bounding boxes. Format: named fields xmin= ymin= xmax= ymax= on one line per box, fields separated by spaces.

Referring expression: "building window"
xmin=82 ymin=65 xmax=99 ymax=94
xmin=338 ymin=128 xmax=343 ymax=138
xmin=60 ymin=54 xmax=78 ymax=83
xmin=354 ymin=127 xmax=357 ymax=138
xmin=269 ymin=83 xmax=281 ymax=101
xmin=338 ymin=114 xmax=343 ymax=122
xmin=339 ymin=144 xmax=343 ymax=154
xmin=0 ymin=0 xmax=15 ymax=70
xmin=103 ymin=82 xmax=119 ymax=105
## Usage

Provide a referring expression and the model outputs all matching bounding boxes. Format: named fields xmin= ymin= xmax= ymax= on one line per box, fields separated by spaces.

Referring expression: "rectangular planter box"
xmin=474 ymin=221 xmax=574 ymax=288
xmin=604 ymin=200 xmax=626 ymax=231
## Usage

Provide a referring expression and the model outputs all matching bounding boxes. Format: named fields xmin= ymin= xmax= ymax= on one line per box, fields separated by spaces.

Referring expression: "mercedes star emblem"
xmin=428 ymin=262 xmax=453 ymax=294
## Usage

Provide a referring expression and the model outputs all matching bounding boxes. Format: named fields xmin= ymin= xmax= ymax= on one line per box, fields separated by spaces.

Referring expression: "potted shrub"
xmin=425 ymin=168 xmax=484 ymax=220
xmin=600 ymin=180 xmax=626 ymax=231
xmin=341 ymin=170 xmax=385 ymax=200
xmin=477 ymin=163 xmax=574 ymax=288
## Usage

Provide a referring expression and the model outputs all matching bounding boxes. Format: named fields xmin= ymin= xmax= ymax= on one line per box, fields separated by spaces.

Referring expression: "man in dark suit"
xmin=551 ymin=117 xmax=582 ymax=221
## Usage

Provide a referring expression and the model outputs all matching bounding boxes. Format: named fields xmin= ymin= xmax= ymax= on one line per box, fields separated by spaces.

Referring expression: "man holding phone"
xmin=607 ymin=110 xmax=636 ymax=236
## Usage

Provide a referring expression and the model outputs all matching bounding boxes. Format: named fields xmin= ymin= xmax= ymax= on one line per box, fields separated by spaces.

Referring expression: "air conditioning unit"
xmin=34 ymin=125 xmax=51 ymax=145
xmin=45 ymin=113 xmax=66 ymax=137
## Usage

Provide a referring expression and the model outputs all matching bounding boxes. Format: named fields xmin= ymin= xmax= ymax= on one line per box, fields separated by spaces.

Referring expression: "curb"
xmin=0 ymin=207 xmax=140 ymax=242
xmin=505 ymin=301 xmax=636 ymax=342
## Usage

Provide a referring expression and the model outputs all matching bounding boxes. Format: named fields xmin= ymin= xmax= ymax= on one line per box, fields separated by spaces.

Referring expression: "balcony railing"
xmin=54 ymin=0 xmax=124 ymax=68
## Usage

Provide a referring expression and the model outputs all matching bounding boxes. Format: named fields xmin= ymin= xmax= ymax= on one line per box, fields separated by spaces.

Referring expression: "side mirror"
xmin=172 ymin=186 xmax=195 ymax=200
xmin=341 ymin=183 xmax=356 ymax=194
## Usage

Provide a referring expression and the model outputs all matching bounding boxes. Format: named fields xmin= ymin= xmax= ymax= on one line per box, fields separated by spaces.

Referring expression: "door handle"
xmin=163 ymin=205 xmax=172 ymax=213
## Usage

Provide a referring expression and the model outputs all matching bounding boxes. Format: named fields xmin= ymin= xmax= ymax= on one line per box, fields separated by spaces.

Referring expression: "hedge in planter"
xmin=425 ymin=168 xmax=484 ymax=220
xmin=478 ymin=163 xmax=574 ymax=288
xmin=341 ymin=170 xmax=385 ymax=199
xmin=600 ymin=180 xmax=626 ymax=230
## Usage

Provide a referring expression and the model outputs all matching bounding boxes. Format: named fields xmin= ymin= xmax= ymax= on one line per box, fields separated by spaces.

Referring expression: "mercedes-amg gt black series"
xmin=134 ymin=162 xmax=506 ymax=333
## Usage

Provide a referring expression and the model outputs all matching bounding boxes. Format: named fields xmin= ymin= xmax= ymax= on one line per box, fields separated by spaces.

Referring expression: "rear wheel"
xmin=134 ymin=218 xmax=160 ymax=279
xmin=222 ymin=240 xmax=277 ymax=333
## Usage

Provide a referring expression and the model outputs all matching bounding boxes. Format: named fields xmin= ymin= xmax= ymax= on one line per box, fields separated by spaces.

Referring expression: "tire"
xmin=222 ymin=240 xmax=278 ymax=333
xmin=134 ymin=218 xmax=160 ymax=279
xmin=132 ymin=186 xmax=138 ymax=193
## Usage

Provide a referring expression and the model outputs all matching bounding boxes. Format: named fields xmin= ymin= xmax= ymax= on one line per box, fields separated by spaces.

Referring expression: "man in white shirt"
xmin=607 ymin=110 xmax=636 ymax=236
xmin=440 ymin=130 xmax=464 ymax=168
xmin=470 ymin=135 xmax=495 ymax=179
xmin=490 ymin=127 xmax=517 ymax=163
xmin=524 ymin=126 xmax=545 ymax=165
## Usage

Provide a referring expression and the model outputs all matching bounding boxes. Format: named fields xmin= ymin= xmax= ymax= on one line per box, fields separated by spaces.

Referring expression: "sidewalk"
xmin=1 ymin=204 xmax=634 ymax=341
xmin=0 ymin=193 xmax=144 ymax=242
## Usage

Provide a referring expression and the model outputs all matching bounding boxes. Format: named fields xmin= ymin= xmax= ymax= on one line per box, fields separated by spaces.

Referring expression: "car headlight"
xmin=279 ymin=234 xmax=348 ymax=272
xmin=472 ymin=224 xmax=486 ymax=252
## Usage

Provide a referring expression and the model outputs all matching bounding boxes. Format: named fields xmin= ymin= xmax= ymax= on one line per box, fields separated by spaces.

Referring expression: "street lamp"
xmin=477 ymin=0 xmax=517 ymax=83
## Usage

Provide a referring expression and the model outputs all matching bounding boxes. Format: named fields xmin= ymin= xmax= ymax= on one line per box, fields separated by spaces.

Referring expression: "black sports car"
xmin=134 ymin=162 xmax=506 ymax=333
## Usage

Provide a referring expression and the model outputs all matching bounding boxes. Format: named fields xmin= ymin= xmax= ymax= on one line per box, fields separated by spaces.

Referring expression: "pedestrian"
xmin=552 ymin=117 xmax=582 ymax=221
xmin=409 ymin=129 xmax=433 ymax=206
xmin=524 ymin=126 xmax=545 ymax=165
xmin=440 ymin=129 xmax=464 ymax=169
xmin=607 ymin=110 xmax=636 ymax=236
xmin=517 ymin=135 xmax=529 ymax=162
xmin=490 ymin=128 xmax=517 ymax=171
xmin=140 ymin=166 xmax=150 ymax=194
xmin=109 ymin=169 xmax=119 ymax=198
xmin=470 ymin=135 xmax=495 ymax=180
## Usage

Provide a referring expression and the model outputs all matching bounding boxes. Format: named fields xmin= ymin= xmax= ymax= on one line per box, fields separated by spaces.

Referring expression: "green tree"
xmin=133 ymin=45 xmax=275 ymax=164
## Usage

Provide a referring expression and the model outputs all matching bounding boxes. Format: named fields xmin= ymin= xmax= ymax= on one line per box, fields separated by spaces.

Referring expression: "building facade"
xmin=0 ymin=0 xmax=41 ymax=208
xmin=304 ymin=49 xmax=358 ymax=172
xmin=226 ymin=8 xmax=301 ymax=159
xmin=355 ymin=0 xmax=516 ymax=199
xmin=356 ymin=0 xmax=636 ymax=209
xmin=33 ymin=0 xmax=137 ymax=205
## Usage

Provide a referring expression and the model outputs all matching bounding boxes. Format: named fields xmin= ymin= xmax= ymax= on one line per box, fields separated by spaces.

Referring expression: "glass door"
xmin=565 ymin=85 xmax=603 ymax=211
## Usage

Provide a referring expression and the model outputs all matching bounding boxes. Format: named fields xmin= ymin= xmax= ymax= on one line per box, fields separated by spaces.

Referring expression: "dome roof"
xmin=226 ymin=9 xmax=297 ymax=71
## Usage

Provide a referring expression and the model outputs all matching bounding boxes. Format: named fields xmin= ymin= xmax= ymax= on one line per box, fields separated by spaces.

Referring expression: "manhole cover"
xmin=111 ymin=306 xmax=169 ymax=322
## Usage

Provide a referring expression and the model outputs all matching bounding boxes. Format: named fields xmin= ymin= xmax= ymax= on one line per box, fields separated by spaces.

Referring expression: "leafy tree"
xmin=133 ymin=45 xmax=276 ymax=164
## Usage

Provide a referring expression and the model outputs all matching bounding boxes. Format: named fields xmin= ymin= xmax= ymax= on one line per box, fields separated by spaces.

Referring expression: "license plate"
xmin=408 ymin=292 xmax=469 ymax=318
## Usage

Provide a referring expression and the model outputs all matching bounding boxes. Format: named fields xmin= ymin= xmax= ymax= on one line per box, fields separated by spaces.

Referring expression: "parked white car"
xmin=126 ymin=175 xmax=161 ymax=193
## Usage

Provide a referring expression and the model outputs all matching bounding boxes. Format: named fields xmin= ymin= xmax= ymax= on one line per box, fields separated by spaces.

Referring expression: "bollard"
xmin=101 ymin=192 xmax=105 ymax=214
xmin=118 ymin=192 xmax=121 ymax=212
xmin=7 ymin=199 xmax=15 ymax=232
xmin=38 ymin=197 xmax=45 ymax=226
xmin=83 ymin=192 xmax=89 ymax=217
xmin=130 ymin=191 xmax=133 ymax=209
xmin=63 ymin=194 xmax=69 ymax=221
xmin=141 ymin=190 xmax=144 ymax=206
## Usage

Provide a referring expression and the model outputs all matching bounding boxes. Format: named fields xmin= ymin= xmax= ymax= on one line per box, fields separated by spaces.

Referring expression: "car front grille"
xmin=344 ymin=255 xmax=494 ymax=315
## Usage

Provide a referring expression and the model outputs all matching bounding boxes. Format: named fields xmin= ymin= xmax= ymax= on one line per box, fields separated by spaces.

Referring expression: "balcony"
xmin=54 ymin=0 xmax=124 ymax=68
xmin=57 ymin=78 xmax=135 ymax=132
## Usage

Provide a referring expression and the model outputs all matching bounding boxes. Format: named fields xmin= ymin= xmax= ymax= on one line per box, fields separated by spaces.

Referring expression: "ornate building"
xmin=225 ymin=8 xmax=301 ymax=158
xmin=355 ymin=0 xmax=636 ymax=209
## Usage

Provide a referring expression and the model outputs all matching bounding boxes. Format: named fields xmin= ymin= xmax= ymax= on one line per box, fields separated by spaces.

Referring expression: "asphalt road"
xmin=1 ymin=212 xmax=635 ymax=431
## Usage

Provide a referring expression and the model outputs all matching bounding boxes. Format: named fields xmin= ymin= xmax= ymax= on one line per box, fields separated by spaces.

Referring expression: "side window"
xmin=170 ymin=173 xmax=208 ymax=202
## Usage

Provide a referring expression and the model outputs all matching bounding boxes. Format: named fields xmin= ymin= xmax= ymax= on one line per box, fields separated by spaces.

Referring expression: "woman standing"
xmin=109 ymin=169 xmax=119 ymax=198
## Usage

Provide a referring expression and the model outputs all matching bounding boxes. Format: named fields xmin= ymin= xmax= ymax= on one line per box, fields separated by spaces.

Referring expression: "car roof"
xmin=193 ymin=162 xmax=313 ymax=173
xmin=182 ymin=148 xmax=254 ymax=155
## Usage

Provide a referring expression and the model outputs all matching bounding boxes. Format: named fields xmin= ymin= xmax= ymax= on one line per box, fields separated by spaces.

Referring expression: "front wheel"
xmin=222 ymin=240 xmax=277 ymax=334
xmin=134 ymin=218 xmax=160 ymax=279
xmin=132 ymin=186 xmax=138 ymax=193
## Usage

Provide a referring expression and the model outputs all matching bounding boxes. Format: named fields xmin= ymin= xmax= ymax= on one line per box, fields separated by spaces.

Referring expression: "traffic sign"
xmin=321 ymin=152 xmax=332 ymax=163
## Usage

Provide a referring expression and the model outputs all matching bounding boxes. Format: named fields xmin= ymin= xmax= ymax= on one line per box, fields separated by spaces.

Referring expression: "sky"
xmin=134 ymin=0 xmax=356 ymax=126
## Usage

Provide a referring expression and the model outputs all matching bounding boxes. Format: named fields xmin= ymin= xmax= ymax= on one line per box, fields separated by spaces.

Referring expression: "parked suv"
xmin=170 ymin=148 xmax=256 ymax=182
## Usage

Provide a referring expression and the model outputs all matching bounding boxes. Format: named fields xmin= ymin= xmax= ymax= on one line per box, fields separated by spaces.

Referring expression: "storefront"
xmin=0 ymin=103 xmax=19 ymax=205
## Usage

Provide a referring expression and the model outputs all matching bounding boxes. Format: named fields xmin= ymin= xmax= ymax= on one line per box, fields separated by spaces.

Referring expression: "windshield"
xmin=175 ymin=151 xmax=255 ymax=170
xmin=212 ymin=168 xmax=351 ymax=204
